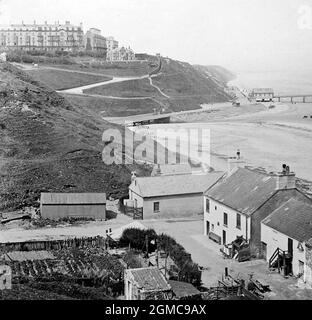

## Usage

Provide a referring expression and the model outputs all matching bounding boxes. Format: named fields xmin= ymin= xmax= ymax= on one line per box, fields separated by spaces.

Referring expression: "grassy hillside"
xmin=0 ymin=62 xmax=151 ymax=212
xmin=26 ymin=69 xmax=112 ymax=90
xmin=83 ymin=78 xmax=163 ymax=98
xmin=82 ymin=58 xmax=232 ymax=114
xmin=41 ymin=60 xmax=154 ymax=77
xmin=64 ymin=94 xmax=162 ymax=117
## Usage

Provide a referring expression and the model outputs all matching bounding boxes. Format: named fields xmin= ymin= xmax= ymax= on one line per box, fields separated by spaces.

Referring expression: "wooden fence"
xmin=0 ymin=236 xmax=106 ymax=252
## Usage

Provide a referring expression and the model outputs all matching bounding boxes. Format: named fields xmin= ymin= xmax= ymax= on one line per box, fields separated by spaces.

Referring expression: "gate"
xmin=124 ymin=206 xmax=143 ymax=220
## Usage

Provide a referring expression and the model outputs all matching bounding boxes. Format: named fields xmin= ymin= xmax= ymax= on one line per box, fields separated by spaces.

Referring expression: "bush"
xmin=123 ymin=251 xmax=143 ymax=268
xmin=118 ymin=228 xmax=202 ymax=287
xmin=119 ymin=228 xmax=157 ymax=252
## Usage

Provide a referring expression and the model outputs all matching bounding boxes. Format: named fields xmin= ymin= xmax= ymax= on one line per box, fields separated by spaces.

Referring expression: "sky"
xmin=1 ymin=0 xmax=312 ymax=72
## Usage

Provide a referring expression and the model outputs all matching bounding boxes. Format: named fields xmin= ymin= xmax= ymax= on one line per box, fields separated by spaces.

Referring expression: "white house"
xmin=204 ymin=160 xmax=310 ymax=256
xmin=250 ymin=88 xmax=274 ymax=102
xmin=128 ymin=171 xmax=224 ymax=219
xmin=261 ymin=198 xmax=312 ymax=278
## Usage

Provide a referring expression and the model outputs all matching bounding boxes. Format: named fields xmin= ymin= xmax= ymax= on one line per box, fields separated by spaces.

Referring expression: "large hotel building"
xmin=0 ymin=21 xmax=84 ymax=51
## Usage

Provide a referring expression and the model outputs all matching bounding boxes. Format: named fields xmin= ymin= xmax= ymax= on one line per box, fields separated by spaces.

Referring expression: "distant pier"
xmin=274 ymin=94 xmax=312 ymax=103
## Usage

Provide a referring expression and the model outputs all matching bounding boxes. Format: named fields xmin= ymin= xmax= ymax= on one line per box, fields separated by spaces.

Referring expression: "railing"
xmin=269 ymin=247 xmax=282 ymax=269
xmin=269 ymin=247 xmax=292 ymax=275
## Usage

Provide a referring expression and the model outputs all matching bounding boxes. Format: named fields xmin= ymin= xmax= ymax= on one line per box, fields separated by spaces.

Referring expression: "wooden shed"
xmin=40 ymin=193 xmax=106 ymax=220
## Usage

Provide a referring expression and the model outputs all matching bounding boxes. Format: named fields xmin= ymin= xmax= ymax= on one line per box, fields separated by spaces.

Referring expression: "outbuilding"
xmin=128 ymin=172 xmax=224 ymax=219
xmin=40 ymin=193 xmax=106 ymax=220
xmin=124 ymin=267 xmax=172 ymax=300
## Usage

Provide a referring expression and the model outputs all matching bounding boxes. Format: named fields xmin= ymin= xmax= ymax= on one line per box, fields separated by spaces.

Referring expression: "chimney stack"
xmin=131 ymin=171 xmax=137 ymax=182
xmin=227 ymin=149 xmax=245 ymax=173
xmin=276 ymin=164 xmax=296 ymax=190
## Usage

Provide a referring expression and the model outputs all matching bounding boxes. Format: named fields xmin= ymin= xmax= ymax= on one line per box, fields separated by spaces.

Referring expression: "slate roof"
xmin=2 ymin=250 xmax=56 ymax=262
xmin=126 ymin=267 xmax=171 ymax=292
xmin=206 ymin=167 xmax=277 ymax=215
xmin=252 ymin=88 xmax=274 ymax=94
xmin=41 ymin=193 xmax=106 ymax=204
xmin=168 ymin=280 xmax=200 ymax=298
xmin=262 ymin=198 xmax=312 ymax=242
xmin=130 ymin=172 xmax=224 ymax=198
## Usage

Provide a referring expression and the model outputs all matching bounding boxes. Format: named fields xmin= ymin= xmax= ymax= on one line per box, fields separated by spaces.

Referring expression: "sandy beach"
xmin=139 ymin=101 xmax=312 ymax=182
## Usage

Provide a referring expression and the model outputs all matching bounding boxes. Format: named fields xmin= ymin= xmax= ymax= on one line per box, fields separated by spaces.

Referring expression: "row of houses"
xmin=124 ymin=156 xmax=312 ymax=282
xmin=0 ymin=21 xmax=135 ymax=61
xmin=36 ymin=153 xmax=312 ymax=284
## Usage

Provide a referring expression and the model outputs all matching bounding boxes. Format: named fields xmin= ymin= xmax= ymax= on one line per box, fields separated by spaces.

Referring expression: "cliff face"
xmin=194 ymin=65 xmax=236 ymax=85
xmin=0 ymin=62 xmax=150 ymax=211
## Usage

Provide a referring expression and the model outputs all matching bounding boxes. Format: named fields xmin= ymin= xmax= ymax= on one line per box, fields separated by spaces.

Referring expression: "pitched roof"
xmin=168 ymin=280 xmax=200 ymax=298
xmin=130 ymin=172 xmax=224 ymax=198
xmin=262 ymin=198 xmax=312 ymax=242
xmin=252 ymin=88 xmax=274 ymax=94
xmin=206 ymin=167 xmax=277 ymax=215
xmin=2 ymin=250 xmax=55 ymax=262
xmin=125 ymin=267 xmax=171 ymax=292
xmin=41 ymin=193 xmax=106 ymax=204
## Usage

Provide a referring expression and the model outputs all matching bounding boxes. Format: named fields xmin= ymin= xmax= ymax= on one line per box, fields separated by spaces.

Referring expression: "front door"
xmin=223 ymin=230 xmax=226 ymax=245
xmin=288 ymin=238 xmax=293 ymax=256
xmin=206 ymin=221 xmax=210 ymax=236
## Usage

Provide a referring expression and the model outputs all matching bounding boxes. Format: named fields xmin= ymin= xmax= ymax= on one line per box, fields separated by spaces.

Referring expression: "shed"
xmin=40 ymin=193 xmax=106 ymax=220
xmin=168 ymin=280 xmax=201 ymax=299
xmin=124 ymin=267 xmax=172 ymax=300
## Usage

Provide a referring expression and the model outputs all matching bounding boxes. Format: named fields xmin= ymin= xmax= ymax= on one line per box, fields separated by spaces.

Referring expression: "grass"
xmin=63 ymin=94 xmax=163 ymax=117
xmin=44 ymin=60 xmax=153 ymax=77
xmin=83 ymin=78 xmax=162 ymax=98
xmin=0 ymin=62 xmax=151 ymax=211
xmin=25 ymin=69 xmax=112 ymax=90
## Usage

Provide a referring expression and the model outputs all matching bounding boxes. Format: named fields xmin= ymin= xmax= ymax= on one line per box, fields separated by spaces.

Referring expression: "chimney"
xmin=276 ymin=164 xmax=296 ymax=190
xmin=131 ymin=171 xmax=137 ymax=183
xmin=227 ymin=149 xmax=245 ymax=173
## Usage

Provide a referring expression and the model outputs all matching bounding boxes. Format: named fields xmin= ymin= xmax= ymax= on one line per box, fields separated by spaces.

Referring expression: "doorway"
xmin=288 ymin=238 xmax=293 ymax=256
xmin=222 ymin=230 xmax=226 ymax=245
xmin=206 ymin=221 xmax=210 ymax=236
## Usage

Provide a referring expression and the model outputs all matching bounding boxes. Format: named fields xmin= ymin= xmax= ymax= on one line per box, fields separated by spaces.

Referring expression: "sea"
xmin=228 ymin=69 xmax=312 ymax=96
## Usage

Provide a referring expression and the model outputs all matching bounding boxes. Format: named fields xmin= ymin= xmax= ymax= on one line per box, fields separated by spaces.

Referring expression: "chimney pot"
xmin=227 ymin=150 xmax=245 ymax=173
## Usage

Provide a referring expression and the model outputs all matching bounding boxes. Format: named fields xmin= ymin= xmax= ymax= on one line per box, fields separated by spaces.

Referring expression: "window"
xmin=211 ymin=224 xmax=214 ymax=232
xmin=223 ymin=212 xmax=228 ymax=227
xmin=153 ymin=202 xmax=160 ymax=213
xmin=236 ymin=213 xmax=241 ymax=229
xmin=206 ymin=198 xmax=210 ymax=212
xmin=215 ymin=206 xmax=217 ymax=210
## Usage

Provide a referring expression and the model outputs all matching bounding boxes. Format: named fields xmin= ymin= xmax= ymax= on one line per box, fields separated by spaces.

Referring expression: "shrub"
xmin=119 ymin=228 xmax=157 ymax=252
xmin=118 ymin=228 xmax=202 ymax=287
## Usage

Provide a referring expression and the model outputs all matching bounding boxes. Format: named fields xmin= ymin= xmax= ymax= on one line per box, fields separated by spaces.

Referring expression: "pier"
xmin=274 ymin=94 xmax=312 ymax=103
